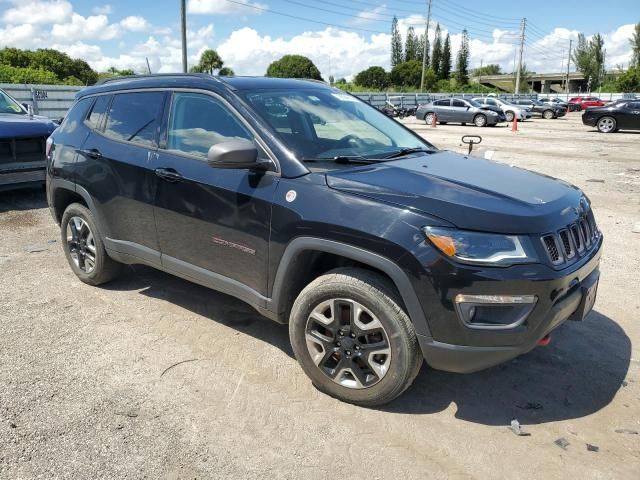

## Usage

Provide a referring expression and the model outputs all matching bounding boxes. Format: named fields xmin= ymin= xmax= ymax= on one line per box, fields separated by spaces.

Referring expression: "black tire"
xmin=61 ymin=203 xmax=122 ymax=286
xmin=424 ymin=112 xmax=435 ymax=125
xmin=439 ymin=121 xmax=447 ymax=125
xmin=505 ymin=111 xmax=515 ymax=122
xmin=473 ymin=114 xmax=487 ymax=127
xmin=289 ymin=267 xmax=423 ymax=407
xmin=542 ymin=109 xmax=555 ymax=120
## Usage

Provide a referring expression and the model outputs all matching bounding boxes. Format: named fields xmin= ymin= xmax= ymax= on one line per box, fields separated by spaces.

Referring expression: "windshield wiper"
xmin=382 ymin=147 xmax=435 ymax=159
xmin=303 ymin=155 xmax=381 ymax=164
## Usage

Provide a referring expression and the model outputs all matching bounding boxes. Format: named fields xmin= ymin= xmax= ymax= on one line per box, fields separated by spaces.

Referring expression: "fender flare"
xmin=267 ymin=237 xmax=432 ymax=338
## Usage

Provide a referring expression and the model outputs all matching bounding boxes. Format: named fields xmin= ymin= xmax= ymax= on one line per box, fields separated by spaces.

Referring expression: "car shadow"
xmin=0 ymin=186 xmax=47 ymax=213
xmin=103 ymin=265 xmax=294 ymax=358
xmin=381 ymin=310 xmax=630 ymax=426
xmin=103 ymin=266 xmax=630 ymax=426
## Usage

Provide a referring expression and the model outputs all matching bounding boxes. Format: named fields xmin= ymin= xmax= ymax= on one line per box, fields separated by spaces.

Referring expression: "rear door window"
xmin=434 ymin=99 xmax=450 ymax=106
xmin=58 ymin=97 xmax=93 ymax=135
xmin=86 ymin=95 xmax=111 ymax=130
xmin=104 ymin=91 xmax=165 ymax=147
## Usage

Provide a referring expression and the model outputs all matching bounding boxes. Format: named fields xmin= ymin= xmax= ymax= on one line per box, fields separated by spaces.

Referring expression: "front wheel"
xmin=597 ymin=116 xmax=617 ymax=133
xmin=505 ymin=111 xmax=515 ymax=122
xmin=289 ymin=268 xmax=423 ymax=407
xmin=473 ymin=114 xmax=487 ymax=127
xmin=424 ymin=112 xmax=435 ymax=125
xmin=61 ymin=203 xmax=122 ymax=286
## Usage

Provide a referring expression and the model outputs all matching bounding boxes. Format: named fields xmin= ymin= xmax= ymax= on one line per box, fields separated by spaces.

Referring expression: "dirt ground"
xmin=1 ymin=113 xmax=639 ymax=479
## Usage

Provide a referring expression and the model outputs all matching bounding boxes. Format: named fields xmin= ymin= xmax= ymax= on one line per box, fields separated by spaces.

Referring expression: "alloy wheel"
xmin=506 ymin=111 xmax=515 ymax=122
xmin=305 ymin=298 xmax=391 ymax=389
xmin=597 ymin=117 xmax=615 ymax=133
xmin=425 ymin=113 xmax=434 ymax=125
xmin=474 ymin=114 xmax=487 ymax=127
xmin=66 ymin=216 xmax=97 ymax=273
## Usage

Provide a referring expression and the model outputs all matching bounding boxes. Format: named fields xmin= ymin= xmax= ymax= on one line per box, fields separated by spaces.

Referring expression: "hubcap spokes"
xmin=599 ymin=118 xmax=613 ymax=132
xmin=66 ymin=216 xmax=96 ymax=273
xmin=305 ymin=298 xmax=391 ymax=389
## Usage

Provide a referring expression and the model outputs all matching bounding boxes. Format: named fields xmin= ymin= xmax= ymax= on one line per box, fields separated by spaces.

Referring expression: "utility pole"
xmin=419 ymin=0 xmax=433 ymax=92
xmin=180 ymin=0 xmax=188 ymax=73
xmin=565 ymin=38 xmax=572 ymax=96
xmin=478 ymin=58 xmax=483 ymax=86
xmin=514 ymin=17 xmax=526 ymax=94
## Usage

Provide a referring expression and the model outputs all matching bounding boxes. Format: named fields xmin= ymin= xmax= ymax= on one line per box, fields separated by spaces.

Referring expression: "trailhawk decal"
xmin=211 ymin=236 xmax=256 ymax=255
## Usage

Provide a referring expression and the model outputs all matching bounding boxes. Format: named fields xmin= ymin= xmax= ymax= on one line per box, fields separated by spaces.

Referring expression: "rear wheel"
xmin=542 ymin=109 xmax=555 ymax=119
xmin=505 ymin=111 xmax=515 ymax=122
xmin=61 ymin=203 xmax=121 ymax=286
xmin=473 ymin=114 xmax=487 ymax=127
xmin=596 ymin=116 xmax=617 ymax=133
xmin=289 ymin=268 xmax=423 ymax=407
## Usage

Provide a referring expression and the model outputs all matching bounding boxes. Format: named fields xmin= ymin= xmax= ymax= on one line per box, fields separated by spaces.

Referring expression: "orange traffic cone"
xmin=511 ymin=114 xmax=518 ymax=132
xmin=431 ymin=112 xmax=437 ymax=128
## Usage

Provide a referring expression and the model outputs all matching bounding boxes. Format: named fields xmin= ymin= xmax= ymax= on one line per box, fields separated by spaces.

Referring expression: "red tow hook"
xmin=537 ymin=334 xmax=551 ymax=347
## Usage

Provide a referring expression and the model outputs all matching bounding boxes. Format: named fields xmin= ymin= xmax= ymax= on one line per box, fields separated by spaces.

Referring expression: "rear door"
xmin=619 ymin=102 xmax=640 ymax=129
xmin=76 ymin=91 xmax=166 ymax=263
xmin=153 ymin=90 xmax=278 ymax=296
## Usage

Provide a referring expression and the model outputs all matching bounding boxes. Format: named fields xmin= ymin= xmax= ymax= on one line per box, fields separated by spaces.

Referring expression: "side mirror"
xmin=207 ymin=140 xmax=268 ymax=170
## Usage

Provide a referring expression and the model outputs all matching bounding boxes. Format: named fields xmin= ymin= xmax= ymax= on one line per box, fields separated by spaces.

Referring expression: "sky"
xmin=0 ymin=0 xmax=637 ymax=80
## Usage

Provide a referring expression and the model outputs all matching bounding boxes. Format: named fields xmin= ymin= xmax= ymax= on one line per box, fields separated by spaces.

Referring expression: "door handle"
xmin=155 ymin=168 xmax=183 ymax=183
xmin=79 ymin=148 xmax=103 ymax=160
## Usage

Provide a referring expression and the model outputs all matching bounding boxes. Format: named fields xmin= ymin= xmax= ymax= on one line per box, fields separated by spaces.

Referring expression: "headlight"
xmin=423 ymin=226 xmax=537 ymax=266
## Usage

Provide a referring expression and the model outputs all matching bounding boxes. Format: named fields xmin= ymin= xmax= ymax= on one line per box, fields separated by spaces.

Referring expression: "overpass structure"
xmin=472 ymin=71 xmax=622 ymax=93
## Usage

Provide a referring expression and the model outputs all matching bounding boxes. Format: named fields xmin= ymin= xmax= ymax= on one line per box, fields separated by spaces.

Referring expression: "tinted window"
xmin=434 ymin=99 xmax=449 ymax=106
xmin=86 ymin=95 xmax=111 ymax=130
xmin=452 ymin=99 xmax=466 ymax=108
xmin=486 ymin=99 xmax=497 ymax=105
xmin=58 ymin=97 xmax=93 ymax=135
xmin=167 ymin=92 xmax=252 ymax=158
xmin=627 ymin=102 xmax=640 ymax=109
xmin=105 ymin=92 xmax=164 ymax=146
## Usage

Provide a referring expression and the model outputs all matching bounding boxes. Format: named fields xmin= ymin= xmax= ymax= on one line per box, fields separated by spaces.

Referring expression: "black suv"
xmin=47 ymin=75 xmax=602 ymax=406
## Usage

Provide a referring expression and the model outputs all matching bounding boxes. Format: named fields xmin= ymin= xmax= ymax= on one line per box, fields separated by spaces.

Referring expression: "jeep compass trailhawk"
xmin=47 ymin=75 xmax=602 ymax=406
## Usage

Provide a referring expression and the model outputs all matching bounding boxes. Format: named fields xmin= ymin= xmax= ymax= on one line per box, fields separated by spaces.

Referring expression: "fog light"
xmin=455 ymin=294 xmax=537 ymax=330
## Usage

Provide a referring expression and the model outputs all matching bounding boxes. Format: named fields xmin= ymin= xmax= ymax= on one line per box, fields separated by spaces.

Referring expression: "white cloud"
xmin=603 ymin=24 xmax=635 ymax=68
xmin=353 ymin=5 xmax=386 ymax=26
xmin=92 ymin=4 xmax=112 ymax=15
xmin=120 ymin=15 xmax=151 ymax=32
xmin=2 ymin=0 xmax=72 ymax=25
xmin=51 ymin=13 xmax=120 ymax=41
xmin=187 ymin=0 xmax=266 ymax=15
xmin=0 ymin=23 xmax=44 ymax=49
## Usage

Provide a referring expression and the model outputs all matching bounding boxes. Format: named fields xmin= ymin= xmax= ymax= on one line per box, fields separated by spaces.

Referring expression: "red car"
xmin=569 ymin=96 xmax=607 ymax=111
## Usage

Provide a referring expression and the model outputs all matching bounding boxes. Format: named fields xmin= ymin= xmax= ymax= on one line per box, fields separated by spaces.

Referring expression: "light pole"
xmin=181 ymin=0 xmax=188 ymax=73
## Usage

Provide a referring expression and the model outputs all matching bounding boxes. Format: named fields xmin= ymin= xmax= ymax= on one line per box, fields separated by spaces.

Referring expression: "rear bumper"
xmin=416 ymin=238 xmax=602 ymax=373
xmin=0 ymin=167 xmax=45 ymax=190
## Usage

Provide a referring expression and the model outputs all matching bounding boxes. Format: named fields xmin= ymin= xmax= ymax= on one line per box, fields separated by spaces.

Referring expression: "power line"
xmin=432 ymin=4 xmax=520 ymax=28
xmin=393 ymin=0 xmax=521 ymax=22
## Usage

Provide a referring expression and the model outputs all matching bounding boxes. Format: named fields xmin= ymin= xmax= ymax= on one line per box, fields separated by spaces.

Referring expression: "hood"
xmin=479 ymin=105 xmax=502 ymax=114
xmin=0 ymin=113 xmax=56 ymax=139
xmin=325 ymin=151 xmax=585 ymax=234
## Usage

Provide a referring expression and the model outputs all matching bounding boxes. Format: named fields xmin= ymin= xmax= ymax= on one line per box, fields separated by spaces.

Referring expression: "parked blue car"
xmin=1 ymin=88 xmax=57 ymax=190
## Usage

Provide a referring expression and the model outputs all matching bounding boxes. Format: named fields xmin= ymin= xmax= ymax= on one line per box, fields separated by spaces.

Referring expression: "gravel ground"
xmin=1 ymin=113 xmax=639 ymax=479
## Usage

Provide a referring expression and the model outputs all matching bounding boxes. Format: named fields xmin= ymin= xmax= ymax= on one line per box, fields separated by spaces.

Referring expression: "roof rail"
xmin=95 ymin=73 xmax=223 ymax=86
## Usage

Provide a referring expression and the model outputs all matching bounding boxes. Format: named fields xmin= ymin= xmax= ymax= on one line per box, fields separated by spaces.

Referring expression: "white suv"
xmin=473 ymin=97 xmax=532 ymax=122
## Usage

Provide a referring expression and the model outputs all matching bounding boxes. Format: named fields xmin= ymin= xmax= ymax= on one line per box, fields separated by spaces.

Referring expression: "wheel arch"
xmin=267 ymin=237 xmax=432 ymax=338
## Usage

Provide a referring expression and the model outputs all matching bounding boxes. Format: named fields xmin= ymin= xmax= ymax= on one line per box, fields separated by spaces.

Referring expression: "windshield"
xmin=531 ymin=100 xmax=544 ymax=106
xmin=467 ymin=99 xmax=482 ymax=108
xmin=0 ymin=89 xmax=25 ymax=115
xmin=240 ymin=89 xmax=433 ymax=162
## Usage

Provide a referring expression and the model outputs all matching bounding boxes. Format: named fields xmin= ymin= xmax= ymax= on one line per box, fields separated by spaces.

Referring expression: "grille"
xmin=0 ymin=137 xmax=46 ymax=166
xmin=540 ymin=209 xmax=600 ymax=267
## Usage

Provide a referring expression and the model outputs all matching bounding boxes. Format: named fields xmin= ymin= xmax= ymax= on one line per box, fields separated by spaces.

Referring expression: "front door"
xmin=153 ymin=91 xmax=278 ymax=297
xmin=619 ymin=101 xmax=640 ymax=129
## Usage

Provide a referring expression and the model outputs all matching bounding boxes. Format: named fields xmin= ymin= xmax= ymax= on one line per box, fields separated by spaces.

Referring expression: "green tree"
xmin=218 ymin=67 xmax=235 ymax=76
xmin=572 ymin=33 xmax=605 ymax=90
xmin=266 ymin=54 xmax=322 ymax=80
xmin=423 ymin=67 xmax=437 ymax=91
xmin=0 ymin=47 xmax=32 ymax=68
xmin=0 ymin=64 xmax=58 ymax=84
xmin=391 ymin=16 xmax=403 ymax=67
xmin=353 ymin=66 xmax=389 ymax=89
xmin=431 ymin=24 xmax=442 ymax=78
xmin=389 ymin=60 xmax=423 ymax=88
xmin=615 ymin=66 xmax=640 ymax=91
xmin=455 ymin=29 xmax=470 ymax=85
xmin=0 ymin=47 xmax=99 ymax=84
xmin=198 ymin=49 xmax=224 ymax=74
xmin=473 ymin=64 xmax=501 ymax=76
xmin=417 ymin=33 xmax=429 ymax=70
xmin=439 ymin=33 xmax=452 ymax=80
xmin=632 ymin=23 xmax=640 ymax=67
xmin=404 ymin=26 xmax=419 ymax=62
xmin=512 ymin=62 xmax=532 ymax=92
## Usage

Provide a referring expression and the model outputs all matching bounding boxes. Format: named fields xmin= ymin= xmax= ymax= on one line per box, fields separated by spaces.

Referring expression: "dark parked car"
xmin=582 ymin=100 xmax=640 ymax=133
xmin=417 ymin=97 xmax=505 ymax=126
xmin=0 ymin=88 xmax=57 ymax=190
xmin=513 ymin=99 xmax=567 ymax=119
xmin=47 ymin=75 xmax=602 ymax=406
xmin=539 ymin=97 xmax=569 ymax=110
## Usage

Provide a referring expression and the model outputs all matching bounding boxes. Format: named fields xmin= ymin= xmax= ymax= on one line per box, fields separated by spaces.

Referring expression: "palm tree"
xmin=198 ymin=49 xmax=223 ymax=74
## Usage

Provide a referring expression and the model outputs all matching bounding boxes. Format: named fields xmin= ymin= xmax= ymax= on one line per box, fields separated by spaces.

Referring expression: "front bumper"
xmin=0 ymin=166 xmax=45 ymax=190
xmin=413 ymin=237 xmax=602 ymax=373
xmin=582 ymin=115 xmax=597 ymax=127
